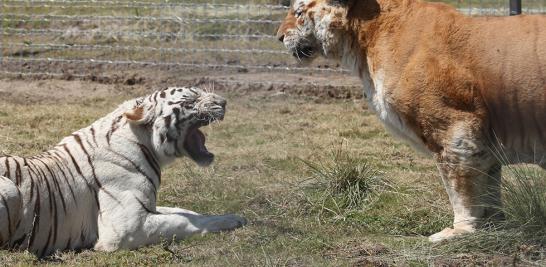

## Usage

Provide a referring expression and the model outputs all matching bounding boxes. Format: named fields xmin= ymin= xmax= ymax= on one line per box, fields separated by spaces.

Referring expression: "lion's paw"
xmin=428 ymin=227 xmax=474 ymax=242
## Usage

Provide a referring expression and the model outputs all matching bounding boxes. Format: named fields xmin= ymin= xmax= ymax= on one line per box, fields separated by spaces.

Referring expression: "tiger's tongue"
xmin=184 ymin=128 xmax=214 ymax=166
xmin=186 ymin=128 xmax=207 ymax=153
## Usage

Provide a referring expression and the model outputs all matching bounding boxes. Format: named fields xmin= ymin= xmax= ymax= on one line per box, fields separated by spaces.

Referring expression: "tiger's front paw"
xmin=202 ymin=214 xmax=247 ymax=233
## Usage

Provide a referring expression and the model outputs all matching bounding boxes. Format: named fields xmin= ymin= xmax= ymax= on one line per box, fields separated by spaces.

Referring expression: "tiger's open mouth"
xmin=183 ymin=115 xmax=222 ymax=166
xmin=183 ymin=126 xmax=213 ymax=166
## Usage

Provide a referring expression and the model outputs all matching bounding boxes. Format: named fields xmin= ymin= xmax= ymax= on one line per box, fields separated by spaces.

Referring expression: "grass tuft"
xmin=300 ymin=150 xmax=393 ymax=220
xmin=501 ymin=165 xmax=546 ymax=231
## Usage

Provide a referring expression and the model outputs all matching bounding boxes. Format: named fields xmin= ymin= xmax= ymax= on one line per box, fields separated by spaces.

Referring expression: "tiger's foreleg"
xmin=0 ymin=176 xmax=22 ymax=247
xmin=94 ymin=200 xmax=246 ymax=251
xmin=138 ymin=207 xmax=247 ymax=246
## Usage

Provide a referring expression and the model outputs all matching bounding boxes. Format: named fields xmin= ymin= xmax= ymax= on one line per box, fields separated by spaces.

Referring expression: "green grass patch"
xmin=299 ymin=150 xmax=393 ymax=220
xmin=502 ymin=165 xmax=546 ymax=230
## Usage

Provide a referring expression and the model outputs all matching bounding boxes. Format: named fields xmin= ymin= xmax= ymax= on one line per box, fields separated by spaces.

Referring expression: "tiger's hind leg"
xmin=0 ymin=176 xmax=22 ymax=247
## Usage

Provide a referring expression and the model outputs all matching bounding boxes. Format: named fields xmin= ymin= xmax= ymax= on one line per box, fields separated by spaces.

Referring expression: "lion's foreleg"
xmin=430 ymin=163 xmax=502 ymax=242
xmin=429 ymin=122 xmax=501 ymax=242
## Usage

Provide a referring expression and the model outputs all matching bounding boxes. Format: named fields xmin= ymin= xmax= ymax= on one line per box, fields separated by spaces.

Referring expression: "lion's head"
xmin=124 ymin=87 xmax=226 ymax=166
xmin=277 ymin=0 xmax=379 ymax=64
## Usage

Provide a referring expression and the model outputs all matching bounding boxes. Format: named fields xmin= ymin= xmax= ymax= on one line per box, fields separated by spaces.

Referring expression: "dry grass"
xmin=0 ymin=89 xmax=437 ymax=265
xmin=2 ymin=86 xmax=543 ymax=265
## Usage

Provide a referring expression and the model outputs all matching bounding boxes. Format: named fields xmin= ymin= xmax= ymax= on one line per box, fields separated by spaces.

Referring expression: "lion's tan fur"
xmin=278 ymin=0 xmax=545 ymax=241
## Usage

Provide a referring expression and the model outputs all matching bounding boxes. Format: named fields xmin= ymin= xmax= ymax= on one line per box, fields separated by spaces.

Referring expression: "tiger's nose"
xmin=216 ymin=98 xmax=227 ymax=109
xmin=210 ymin=95 xmax=226 ymax=109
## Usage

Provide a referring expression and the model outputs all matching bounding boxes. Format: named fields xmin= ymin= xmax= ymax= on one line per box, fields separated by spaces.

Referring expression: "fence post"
xmin=0 ymin=0 xmax=3 ymax=65
xmin=510 ymin=0 xmax=522 ymax=15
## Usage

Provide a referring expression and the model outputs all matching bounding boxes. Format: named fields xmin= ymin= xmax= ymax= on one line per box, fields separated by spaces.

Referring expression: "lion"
xmin=277 ymin=0 xmax=546 ymax=241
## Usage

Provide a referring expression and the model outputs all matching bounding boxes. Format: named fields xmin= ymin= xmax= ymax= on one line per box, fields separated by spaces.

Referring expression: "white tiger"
xmin=0 ymin=87 xmax=247 ymax=257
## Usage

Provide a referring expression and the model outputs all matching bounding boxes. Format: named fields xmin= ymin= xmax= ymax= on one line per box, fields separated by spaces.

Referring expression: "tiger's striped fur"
xmin=0 ymin=87 xmax=246 ymax=257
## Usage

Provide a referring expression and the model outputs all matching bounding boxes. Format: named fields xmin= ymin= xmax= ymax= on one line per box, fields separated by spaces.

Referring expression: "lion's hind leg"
xmin=0 ymin=176 xmax=22 ymax=247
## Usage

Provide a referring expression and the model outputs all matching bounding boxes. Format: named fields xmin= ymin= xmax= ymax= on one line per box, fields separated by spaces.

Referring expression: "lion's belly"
xmin=479 ymin=56 xmax=546 ymax=164
xmin=474 ymin=16 xmax=546 ymax=164
xmin=487 ymin=98 xmax=546 ymax=165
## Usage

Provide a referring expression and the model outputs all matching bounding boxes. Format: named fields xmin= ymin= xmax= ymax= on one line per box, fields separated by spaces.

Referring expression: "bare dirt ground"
xmin=1 ymin=61 xmax=363 ymax=104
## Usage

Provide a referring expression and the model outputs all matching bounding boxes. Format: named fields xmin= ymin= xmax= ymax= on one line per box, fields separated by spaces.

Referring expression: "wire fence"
xmin=0 ymin=0 xmax=545 ymax=87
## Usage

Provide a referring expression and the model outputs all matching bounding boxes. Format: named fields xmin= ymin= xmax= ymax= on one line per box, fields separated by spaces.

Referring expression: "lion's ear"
xmin=124 ymin=106 xmax=146 ymax=124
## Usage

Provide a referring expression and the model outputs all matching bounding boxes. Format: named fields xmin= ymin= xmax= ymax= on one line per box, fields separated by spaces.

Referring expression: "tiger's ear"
xmin=124 ymin=106 xmax=146 ymax=124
